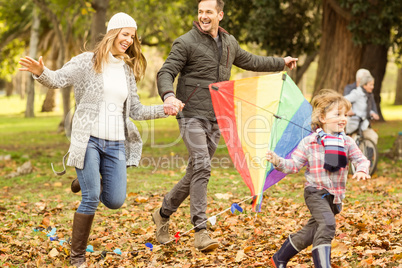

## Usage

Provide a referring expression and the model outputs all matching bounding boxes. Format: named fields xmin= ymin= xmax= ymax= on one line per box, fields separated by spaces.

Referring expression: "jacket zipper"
xmin=185 ymin=85 xmax=199 ymax=104
xmin=226 ymin=46 xmax=229 ymax=68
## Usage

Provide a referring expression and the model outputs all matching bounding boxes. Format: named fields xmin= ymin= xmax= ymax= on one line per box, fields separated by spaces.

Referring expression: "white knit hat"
xmin=107 ymin=12 xmax=137 ymax=32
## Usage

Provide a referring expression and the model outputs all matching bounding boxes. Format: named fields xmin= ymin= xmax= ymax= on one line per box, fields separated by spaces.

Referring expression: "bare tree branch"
xmin=32 ymin=0 xmax=66 ymax=66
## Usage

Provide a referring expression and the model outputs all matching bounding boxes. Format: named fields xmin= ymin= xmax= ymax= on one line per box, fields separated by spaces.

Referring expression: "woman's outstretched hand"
xmin=19 ymin=56 xmax=45 ymax=77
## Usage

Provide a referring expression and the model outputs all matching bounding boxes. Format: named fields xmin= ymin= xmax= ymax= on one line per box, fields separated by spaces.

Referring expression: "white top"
xmin=344 ymin=86 xmax=373 ymax=133
xmin=91 ymin=53 xmax=128 ymax=141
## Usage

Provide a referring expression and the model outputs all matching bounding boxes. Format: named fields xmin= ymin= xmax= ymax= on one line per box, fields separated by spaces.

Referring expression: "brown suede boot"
xmin=152 ymin=208 xmax=170 ymax=244
xmin=194 ymin=229 xmax=219 ymax=251
xmin=70 ymin=212 xmax=94 ymax=268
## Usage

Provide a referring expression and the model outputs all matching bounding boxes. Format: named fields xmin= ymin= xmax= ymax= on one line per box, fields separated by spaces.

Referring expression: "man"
xmin=344 ymin=68 xmax=378 ymax=115
xmin=153 ymin=0 xmax=298 ymax=251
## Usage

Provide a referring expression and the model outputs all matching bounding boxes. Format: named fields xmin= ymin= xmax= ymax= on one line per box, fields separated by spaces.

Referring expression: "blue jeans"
xmin=76 ymin=136 xmax=127 ymax=215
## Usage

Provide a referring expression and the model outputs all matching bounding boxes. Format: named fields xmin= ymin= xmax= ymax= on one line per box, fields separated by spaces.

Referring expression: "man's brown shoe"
xmin=194 ymin=229 xmax=219 ymax=251
xmin=152 ymin=208 xmax=170 ymax=244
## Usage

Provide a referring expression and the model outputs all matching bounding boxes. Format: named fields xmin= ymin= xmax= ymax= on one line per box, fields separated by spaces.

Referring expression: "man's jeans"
xmin=76 ymin=136 xmax=127 ymax=215
xmin=162 ymin=118 xmax=221 ymax=229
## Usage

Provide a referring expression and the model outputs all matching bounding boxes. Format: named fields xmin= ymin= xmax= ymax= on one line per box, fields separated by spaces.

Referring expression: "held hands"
xmin=353 ymin=171 xmax=370 ymax=181
xmin=163 ymin=96 xmax=184 ymax=116
xmin=283 ymin=56 xmax=298 ymax=70
xmin=266 ymin=150 xmax=280 ymax=166
xmin=19 ymin=56 xmax=45 ymax=77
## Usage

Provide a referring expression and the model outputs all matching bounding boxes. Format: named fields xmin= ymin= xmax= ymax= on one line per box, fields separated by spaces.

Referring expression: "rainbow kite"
xmin=209 ymin=72 xmax=312 ymax=211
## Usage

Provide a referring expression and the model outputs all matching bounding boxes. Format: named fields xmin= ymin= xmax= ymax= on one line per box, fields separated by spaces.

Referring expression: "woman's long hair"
xmin=92 ymin=28 xmax=147 ymax=82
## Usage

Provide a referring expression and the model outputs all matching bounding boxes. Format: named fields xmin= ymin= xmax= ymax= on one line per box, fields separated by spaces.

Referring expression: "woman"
xmin=19 ymin=12 xmax=181 ymax=268
xmin=344 ymin=73 xmax=379 ymax=144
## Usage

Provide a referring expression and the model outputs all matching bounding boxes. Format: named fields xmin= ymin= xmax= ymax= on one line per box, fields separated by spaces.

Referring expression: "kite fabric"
xmin=209 ymin=72 xmax=312 ymax=212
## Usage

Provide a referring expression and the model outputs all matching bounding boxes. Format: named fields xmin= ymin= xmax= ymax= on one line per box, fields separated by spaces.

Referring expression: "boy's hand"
xmin=266 ymin=150 xmax=279 ymax=166
xmin=353 ymin=171 xmax=370 ymax=181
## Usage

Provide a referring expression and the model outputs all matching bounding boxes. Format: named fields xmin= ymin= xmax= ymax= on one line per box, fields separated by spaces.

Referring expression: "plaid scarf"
xmin=316 ymin=128 xmax=348 ymax=172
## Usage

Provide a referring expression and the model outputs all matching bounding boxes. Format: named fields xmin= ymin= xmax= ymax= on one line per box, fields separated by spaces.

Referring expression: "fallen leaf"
xmin=48 ymin=248 xmax=59 ymax=258
xmin=53 ymin=182 xmax=62 ymax=187
xmin=214 ymin=193 xmax=233 ymax=200
xmin=235 ymin=249 xmax=246 ymax=262
xmin=135 ymin=196 xmax=149 ymax=203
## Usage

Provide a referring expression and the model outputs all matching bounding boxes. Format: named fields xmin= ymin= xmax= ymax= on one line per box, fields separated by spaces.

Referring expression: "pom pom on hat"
xmin=107 ymin=12 xmax=137 ymax=32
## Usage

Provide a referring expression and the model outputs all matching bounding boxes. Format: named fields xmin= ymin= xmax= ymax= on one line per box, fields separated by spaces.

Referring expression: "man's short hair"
xmin=198 ymin=0 xmax=225 ymax=12
xmin=356 ymin=68 xmax=371 ymax=82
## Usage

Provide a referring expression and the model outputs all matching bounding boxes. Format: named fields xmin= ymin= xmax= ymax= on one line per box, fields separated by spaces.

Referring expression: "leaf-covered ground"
xmin=1 ymin=119 xmax=401 ymax=267
xmin=0 ymin=171 xmax=401 ymax=267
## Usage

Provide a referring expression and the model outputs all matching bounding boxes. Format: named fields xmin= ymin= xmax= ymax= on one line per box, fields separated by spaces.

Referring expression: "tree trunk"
xmin=41 ymin=43 xmax=59 ymax=112
xmin=395 ymin=67 xmax=402 ymax=105
xmin=5 ymin=81 xmax=13 ymax=96
xmin=58 ymin=46 xmax=73 ymax=136
xmin=33 ymin=0 xmax=71 ymax=134
xmin=148 ymin=78 xmax=158 ymax=98
xmin=360 ymin=44 xmax=388 ymax=121
xmin=392 ymin=134 xmax=402 ymax=160
xmin=90 ymin=0 xmax=109 ymax=49
xmin=41 ymin=89 xmax=57 ymax=112
xmin=295 ymin=51 xmax=318 ymax=85
xmin=58 ymin=86 xmax=73 ymax=136
xmin=13 ymin=71 xmax=26 ymax=98
xmin=313 ymin=0 xmax=363 ymax=96
xmin=25 ymin=7 xmax=40 ymax=118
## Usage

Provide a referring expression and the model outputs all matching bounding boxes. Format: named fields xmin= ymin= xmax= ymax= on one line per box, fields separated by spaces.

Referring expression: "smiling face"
xmin=111 ymin=27 xmax=136 ymax=55
xmin=198 ymin=0 xmax=224 ymax=38
xmin=320 ymin=104 xmax=348 ymax=135
xmin=362 ymin=80 xmax=374 ymax=93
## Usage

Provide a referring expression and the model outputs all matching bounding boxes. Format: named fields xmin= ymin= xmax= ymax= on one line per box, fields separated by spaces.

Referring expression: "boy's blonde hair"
xmin=92 ymin=28 xmax=147 ymax=82
xmin=311 ymin=89 xmax=352 ymax=131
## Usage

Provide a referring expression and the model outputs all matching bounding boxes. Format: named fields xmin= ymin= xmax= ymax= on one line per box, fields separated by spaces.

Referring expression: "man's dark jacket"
xmin=157 ymin=22 xmax=285 ymax=121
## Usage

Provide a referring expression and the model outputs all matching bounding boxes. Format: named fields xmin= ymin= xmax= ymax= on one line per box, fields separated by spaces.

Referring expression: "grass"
xmin=0 ymin=100 xmax=401 ymax=201
xmin=0 ymin=92 xmax=401 ymax=191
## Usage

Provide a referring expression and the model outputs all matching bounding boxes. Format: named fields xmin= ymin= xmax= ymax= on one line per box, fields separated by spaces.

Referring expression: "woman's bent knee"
xmin=103 ymin=198 xmax=125 ymax=210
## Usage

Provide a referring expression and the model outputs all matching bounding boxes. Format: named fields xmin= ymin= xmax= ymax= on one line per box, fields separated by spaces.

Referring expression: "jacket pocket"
xmin=183 ymin=78 xmax=212 ymax=104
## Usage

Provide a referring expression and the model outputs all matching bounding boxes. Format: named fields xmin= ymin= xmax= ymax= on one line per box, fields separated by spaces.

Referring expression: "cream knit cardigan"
xmin=35 ymin=52 xmax=167 ymax=170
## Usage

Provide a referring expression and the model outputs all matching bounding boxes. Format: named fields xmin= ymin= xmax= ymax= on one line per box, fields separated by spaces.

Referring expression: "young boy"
xmin=266 ymin=90 xmax=370 ymax=267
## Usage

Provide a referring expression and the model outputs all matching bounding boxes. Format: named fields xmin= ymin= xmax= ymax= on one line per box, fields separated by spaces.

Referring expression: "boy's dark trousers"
xmin=289 ymin=186 xmax=341 ymax=251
